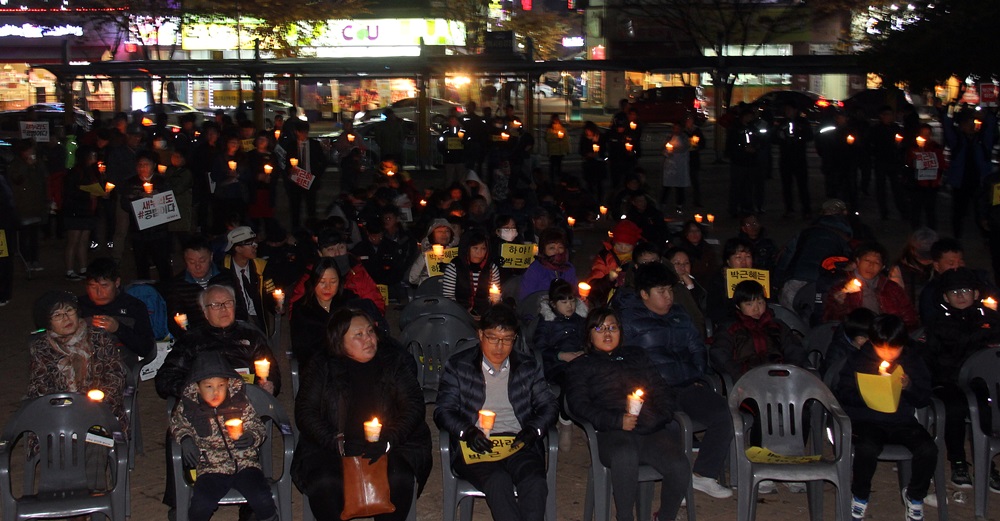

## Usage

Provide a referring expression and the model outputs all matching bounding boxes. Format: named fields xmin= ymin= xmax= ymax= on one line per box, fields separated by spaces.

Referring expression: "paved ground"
xmin=0 ymin=114 xmax=993 ymax=520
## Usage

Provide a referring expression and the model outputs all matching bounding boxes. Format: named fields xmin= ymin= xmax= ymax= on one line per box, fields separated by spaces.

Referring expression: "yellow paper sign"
xmin=425 ymin=247 xmax=459 ymax=278
xmin=446 ymin=137 xmax=464 ymax=150
xmin=856 ymin=365 xmax=904 ymax=413
xmin=0 ymin=229 xmax=7 ymax=258
xmin=726 ymin=269 xmax=771 ymax=298
xmin=745 ymin=446 xmax=821 ymax=464
xmin=992 ymin=183 xmax=1000 ymax=206
xmin=460 ymin=435 xmax=524 ymax=464
xmin=500 ymin=243 xmax=536 ymax=270
xmin=377 ymin=284 xmax=389 ymax=307
xmin=79 ymin=183 xmax=107 ymax=197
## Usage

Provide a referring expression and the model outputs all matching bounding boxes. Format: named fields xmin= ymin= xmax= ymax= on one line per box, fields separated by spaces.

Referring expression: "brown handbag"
xmin=338 ymin=397 xmax=395 ymax=520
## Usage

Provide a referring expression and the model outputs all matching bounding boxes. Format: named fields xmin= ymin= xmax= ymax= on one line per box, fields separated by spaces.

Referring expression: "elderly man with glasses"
xmin=155 ymin=284 xmax=281 ymax=400
xmin=434 ymin=304 xmax=558 ymax=521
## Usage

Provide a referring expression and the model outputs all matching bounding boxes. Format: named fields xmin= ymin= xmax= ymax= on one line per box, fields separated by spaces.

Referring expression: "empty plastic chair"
xmin=399 ymin=296 xmax=474 ymax=330
xmin=957 ymin=347 xmax=1000 ymax=518
xmin=402 ymin=314 xmax=479 ymax=403
xmin=415 ymin=276 xmax=445 ymax=298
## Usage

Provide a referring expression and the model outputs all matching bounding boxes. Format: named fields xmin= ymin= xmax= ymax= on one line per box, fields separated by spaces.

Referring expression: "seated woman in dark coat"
xmin=292 ymin=307 xmax=432 ymax=521
xmin=565 ymin=308 xmax=690 ymax=521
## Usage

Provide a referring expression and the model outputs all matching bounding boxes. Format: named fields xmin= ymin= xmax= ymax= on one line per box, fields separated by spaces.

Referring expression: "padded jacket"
xmin=618 ymin=291 xmax=707 ymax=387
xmin=834 ymin=341 xmax=931 ymax=426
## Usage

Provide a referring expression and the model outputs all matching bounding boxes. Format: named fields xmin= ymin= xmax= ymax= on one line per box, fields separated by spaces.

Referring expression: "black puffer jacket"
xmin=292 ymin=345 xmax=432 ymax=493
xmin=433 ymin=345 xmax=558 ymax=457
xmin=155 ymin=320 xmax=280 ymax=399
xmin=834 ymin=341 xmax=931 ymax=426
xmin=924 ymin=304 xmax=1000 ymax=385
xmin=565 ymin=345 xmax=677 ymax=435
xmin=532 ymin=296 xmax=588 ymax=385
xmin=161 ymin=268 xmax=246 ymax=339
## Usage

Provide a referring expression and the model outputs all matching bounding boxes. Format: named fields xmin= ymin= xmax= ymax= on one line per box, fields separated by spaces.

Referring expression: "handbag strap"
xmin=336 ymin=395 xmax=347 ymax=457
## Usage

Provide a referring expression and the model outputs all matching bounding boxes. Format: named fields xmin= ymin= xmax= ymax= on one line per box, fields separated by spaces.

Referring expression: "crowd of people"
xmin=8 ymin=93 xmax=1000 ymax=521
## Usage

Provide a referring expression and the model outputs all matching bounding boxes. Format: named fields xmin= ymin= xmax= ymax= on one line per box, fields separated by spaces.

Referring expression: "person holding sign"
xmin=442 ymin=229 xmax=501 ymax=317
xmin=293 ymin=308 xmax=432 ymax=521
xmin=704 ymin=238 xmax=755 ymax=329
xmin=905 ymin=123 xmax=945 ymax=230
xmin=490 ymin=215 xmax=530 ymax=282
xmin=284 ymin=122 xmax=328 ymax=231
xmin=434 ymin=305 xmax=558 ymax=521
xmin=407 ymin=219 xmax=459 ymax=286
xmin=833 ymin=314 xmax=936 ymax=521
xmin=565 ymin=308 xmax=692 ymax=521
xmin=119 ymin=152 xmax=173 ymax=282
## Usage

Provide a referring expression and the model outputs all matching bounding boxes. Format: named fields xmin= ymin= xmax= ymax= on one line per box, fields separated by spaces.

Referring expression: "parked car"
xmin=22 ymin=103 xmax=94 ymax=130
xmin=141 ymin=102 xmax=205 ymax=126
xmin=224 ymin=99 xmax=307 ymax=127
xmin=354 ymin=97 xmax=464 ymax=127
xmin=630 ymin=86 xmax=709 ymax=125
xmin=0 ymin=109 xmax=91 ymax=142
xmin=843 ymin=89 xmax=914 ymax=121
xmin=748 ymin=90 xmax=841 ymax=124
xmin=322 ymin=118 xmax=441 ymax=168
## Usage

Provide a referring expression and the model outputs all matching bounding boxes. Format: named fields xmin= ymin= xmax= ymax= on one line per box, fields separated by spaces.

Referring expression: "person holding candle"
xmin=922 ymin=268 xmax=1000 ymax=489
xmin=867 ymin=106 xmax=907 ymax=221
xmin=407 ymin=218 xmax=459 ymax=286
xmin=519 ymin=228 xmax=578 ymax=300
xmin=533 ymin=279 xmax=588 ymax=390
xmin=442 ymin=229 xmax=501 ymax=317
xmin=119 ymin=152 xmax=174 ymax=282
xmin=934 ymin=99 xmax=995 ymax=238
xmin=904 ymin=123 xmax=945 ymax=230
xmin=823 ymin=242 xmax=919 ymax=331
xmin=77 ymin=257 xmax=156 ymax=361
xmin=246 ymin=133 xmax=281 ymax=234
xmin=434 ymin=304 xmax=559 ymax=521
xmin=221 ymin=226 xmax=281 ymax=336
xmin=544 ymin=113 xmax=570 ymax=184
xmin=833 ymin=314 xmax=936 ymax=520
xmin=565 ymin=308 xmax=693 ymax=521
xmin=293 ymin=308 xmax=432 ymax=521
xmin=579 ymin=120 xmax=607 ymax=202
xmin=164 ymin=149 xmax=195 ymax=250
xmin=660 ymin=123 xmax=691 ymax=215
xmin=170 ymin=351 xmax=275 ymax=521
xmin=587 ymin=220 xmax=643 ymax=305
xmin=210 ymin=135 xmax=251 ymax=233
xmin=164 ymin=235 xmax=249 ymax=339
xmin=284 ymin=122 xmax=328 ymax=231
xmin=61 ymin=146 xmax=103 ymax=281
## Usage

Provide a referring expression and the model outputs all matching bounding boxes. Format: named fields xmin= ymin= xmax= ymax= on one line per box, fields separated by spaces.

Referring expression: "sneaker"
xmin=990 ymin=467 xmax=1000 ymax=494
xmin=923 ymin=491 xmax=938 ymax=508
xmin=757 ymin=480 xmax=777 ymax=494
xmin=851 ymin=496 xmax=868 ymax=520
xmin=89 ymin=240 xmax=99 ymax=250
xmin=29 ymin=261 xmax=44 ymax=272
xmin=951 ymin=461 xmax=973 ymax=488
xmin=902 ymin=487 xmax=924 ymax=521
xmin=692 ymin=474 xmax=733 ymax=498
xmin=65 ymin=271 xmax=83 ymax=281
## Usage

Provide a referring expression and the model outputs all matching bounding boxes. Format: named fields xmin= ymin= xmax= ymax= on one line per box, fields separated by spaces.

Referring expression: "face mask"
xmin=499 ymin=230 xmax=518 ymax=242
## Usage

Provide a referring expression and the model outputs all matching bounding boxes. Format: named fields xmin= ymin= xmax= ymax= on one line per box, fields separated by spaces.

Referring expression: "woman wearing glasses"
xmin=564 ymin=308 xmax=690 ymax=521
xmin=155 ymin=284 xmax=281 ymax=400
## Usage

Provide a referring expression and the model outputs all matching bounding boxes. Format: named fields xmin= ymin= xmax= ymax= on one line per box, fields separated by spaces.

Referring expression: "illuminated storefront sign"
xmin=0 ymin=24 xmax=83 ymax=38
xmin=182 ymin=18 xmax=465 ymax=50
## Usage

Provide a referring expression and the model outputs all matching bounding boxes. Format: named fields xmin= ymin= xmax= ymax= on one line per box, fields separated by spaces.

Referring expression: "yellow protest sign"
xmin=745 ymin=446 xmax=821 ymax=464
xmin=377 ymin=284 xmax=389 ymax=307
xmin=446 ymin=137 xmax=464 ymax=150
xmin=461 ymin=435 xmax=524 ymax=464
xmin=856 ymin=364 xmax=904 ymax=413
xmin=500 ymin=243 xmax=536 ymax=270
xmin=0 ymin=229 xmax=7 ymax=258
xmin=425 ymin=247 xmax=459 ymax=278
xmin=726 ymin=269 xmax=770 ymax=298
xmin=992 ymin=183 xmax=1000 ymax=206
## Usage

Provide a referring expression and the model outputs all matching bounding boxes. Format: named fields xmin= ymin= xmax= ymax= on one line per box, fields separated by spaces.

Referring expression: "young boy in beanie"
xmin=170 ymin=352 xmax=276 ymax=521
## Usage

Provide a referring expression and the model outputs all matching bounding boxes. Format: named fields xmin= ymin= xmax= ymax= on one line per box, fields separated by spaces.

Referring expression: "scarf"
xmin=46 ymin=318 xmax=93 ymax=392
xmin=537 ymin=252 xmax=569 ymax=272
xmin=857 ymin=272 xmax=882 ymax=313
xmin=729 ymin=309 xmax=782 ymax=373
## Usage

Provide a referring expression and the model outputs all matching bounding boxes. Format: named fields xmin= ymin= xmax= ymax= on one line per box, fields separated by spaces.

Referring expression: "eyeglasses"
xmin=50 ymin=309 xmax=77 ymax=321
xmin=483 ymin=335 xmax=517 ymax=347
xmin=947 ymin=288 xmax=974 ymax=296
xmin=594 ymin=325 xmax=620 ymax=333
xmin=205 ymin=300 xmax=235 ymax=311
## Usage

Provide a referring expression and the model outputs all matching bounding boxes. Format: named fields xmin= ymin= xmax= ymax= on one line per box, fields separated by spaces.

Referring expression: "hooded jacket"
xmin=924 ymin=304 xmax=1000 ymax=385
xmin=618 ymin=291 xmax=706 ymax=387
xmin=170 ymin=352 xmax=267 ymax=475
xmin=834 ymin=341 xmax=931 ymax=426
xmin=533 ymin=296 xmax=588 ymax=384
xmin=408 ymin=219 xmax=460 ymax=285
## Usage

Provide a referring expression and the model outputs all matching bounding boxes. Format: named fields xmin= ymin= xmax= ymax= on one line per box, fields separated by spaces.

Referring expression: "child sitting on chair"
xmin=833 ymin=314 xmax=936 ymax=521
xmin=170 ymin=352 xmax=276 ymax=521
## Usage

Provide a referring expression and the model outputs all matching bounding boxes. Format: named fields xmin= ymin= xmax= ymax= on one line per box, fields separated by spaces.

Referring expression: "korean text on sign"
xmin=425 ymin=247 xmax=459 ymax=277
xmin=725 ymin=268 xmax=770 ymax=298
xmin=130 ymin=190 xmax=182 ymax=231
xmin=499 ymin=243 xmax=536 ymax=270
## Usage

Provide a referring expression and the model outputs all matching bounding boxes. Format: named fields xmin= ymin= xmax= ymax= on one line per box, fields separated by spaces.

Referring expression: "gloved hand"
xmin=180 ymin=437 xmax=200 ymax=467
xmin=512 ymin=428 xmax=540 ymax=450
xmin=461 ymin=427 xmax=493 ymax=454
xmin=233 ymin=432 xmax=255 ymax=450
xmin=362 ymin=440 xmax=390 ymax=463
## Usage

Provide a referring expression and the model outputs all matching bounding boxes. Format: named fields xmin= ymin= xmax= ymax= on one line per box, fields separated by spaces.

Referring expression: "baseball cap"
xmin=225 ymin=226 xmax=257 ymax=251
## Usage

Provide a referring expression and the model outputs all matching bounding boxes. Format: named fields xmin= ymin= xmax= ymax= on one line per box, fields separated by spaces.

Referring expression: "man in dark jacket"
xmin=155 ymin=284 xmax=280 ymax=400
xmin=434 ymin=305 xmax=558 ymax=521
xmin=162 ymin=235 xmax=245 ymax=339
xmin=77 ymin=257 xmax=155 ymax=362
xmin=618 ymin=262 xmax=733 ymax=498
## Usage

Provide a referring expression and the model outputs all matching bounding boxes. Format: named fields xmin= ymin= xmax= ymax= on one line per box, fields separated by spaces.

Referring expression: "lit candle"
xmin=567 ymin=216 xmax=576 ymax=228
xmin=272 ymin=289 xmax=284 ymax=308
xmin=228 ymin=160 xmax=237 ymax=171
xmin=694 ymin=214 xmax=703 ymax=223
xmin=512 ymin=120 xmax=521 ymax=128
xmin=625 ymin=142 xmax=634 ymax=152
xmin=289 ymin=158 xmax=299 ymax=167
xmin=599 ymin=206 xmax=608 ymax=216
xmin=666 ymin=142 xmax=674 ymax=154
xmin=627 ymin=389 xmax=644 ymax=415
xmin=975 ymin=119 xmax=983 ymax=132
xmin=707 ymin=214 xmax=715 ymax=224
xmin=557 ymin=130 xmax=564 ymax=139
xmin=263 ymin=164 xmax=273 ymax=175
xmin=347 ymin=133 xmax=356 ymax=142
xmin=104 ymin=182 xmax=115 ymax=193
xmin=419 ymin=199 xmax=427 ymax=207
xmin=895 ymin=133 xmax=903 ymax=144
xmin=607 ymin=231 xmax=614 ymax=239
xmin=533 ymin=244 xmax=539 ymax=256
xmin=578 ymin=282 xmax=591 ymax=299
xmin=983 ymin=297 xmax=998 ymax=311
xmin=690 ymin=135 xmax=700 ymax=147
xmin=98 ymin=161 xmax=106 ymax=174
xmin=364 ymin=417 xmax=382 ymax=442
xmin=457 ymin=130 xmax=465 ymax=139
xmin=87 ymin=389 xmax=105 ymax=401
xmin=501 ymin=132 xmax=510 ymax=141
xmin=489 ymin=284 xmax=501 ymax=304
xmin=157 ymin=164 xmax=167 ymax=174
xmin=916 ymin=136 xmax=926 ymax=148
xmin=224 ymin=419 xmax=243 ymax=440
xmin=195 ymin=131 xmax=201 ymax=137
xmin=478 ymin=410 xmax=496 ymax=436
xmin=432 ymin=244 xmax=444 ymax=256
xmin=846 ymin=278 xmax=863 ymax=293
xmin=592 ymin=143 xmax=600 ymax=153
xmin=629 ymin=121 xmax=637 ymax=130
xmin=878 ymin=360 xmax=891 ymax=376
xmin=274 ymin=129 xmax=281 ymax=139
xmin=143 ymin=182 xmax=153 ymax=194
xmin=174 ymin=313 xmax=189 ymax=330
xmin=846 ymin=134 xmax=855 ymax=145
xmin=386 ymin=170 xmax=395 ymax=177
xmin=254 ymin=359 xmax=271 ymax=380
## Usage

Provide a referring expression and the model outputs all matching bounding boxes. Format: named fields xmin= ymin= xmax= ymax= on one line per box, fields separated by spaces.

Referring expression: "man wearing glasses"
xmin=155 ymin=284 xmax=281 ymax=400
xmin=435 ymin=304 xmax=558 ymax=521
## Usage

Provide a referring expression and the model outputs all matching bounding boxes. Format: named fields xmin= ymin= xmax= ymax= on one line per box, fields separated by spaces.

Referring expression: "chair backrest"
xmin=403 ymin=315 xmax=479 ymax=397
xmin=415 ymin=276 xmax=445 ymax=298
xmin=729 ymin=365 xmax=839 ymax=456
xmin=958 ymin=347 xmax=1000 ymax=434
xmin=517 ymin=291 xmax=547 ymax=329
xmin=768 ymin=302 xmax=809 ymax=337
xmin=243 ymin=384 xmax=295 ymax=478
xmin=804 ymin=321 xmax=840 ymax=371
xmin=2 ymin=393 xmax=124 ymax=493
xmin=501 ymin=275 xmax=523 ymax=303
xmin=399 ymin=296 xmax=473 ymax=330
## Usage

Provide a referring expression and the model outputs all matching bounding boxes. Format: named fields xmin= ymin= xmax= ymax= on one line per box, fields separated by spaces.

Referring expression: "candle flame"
xmin=879 ymin=360 xmax=890 ymax=375
xmin=633 ymin=389 xmax=644 ymax=398
xmin=87 ymin=389 xmax=105 ymax=401
xmin=369 ymin=417 xmax=380 ymax=427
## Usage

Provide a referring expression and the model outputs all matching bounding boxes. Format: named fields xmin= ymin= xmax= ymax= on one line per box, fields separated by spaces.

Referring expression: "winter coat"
xmin=165 ymin=166 xmax=195 ymax=233
xmin=6 ymin=156 xmax=48 ymax=221
xmin=618 ymin=291 xmax=707 ymax=387
xmin=407 ymin=219 xmax=460 ymax=286
xmin=823 ymin=275 xmax=919 ymax=331
xmin=434 ymin=345 xmax=558 ymax=458
xmin=588 ymin=244 xmax=628 ymax=284
xmin=545 ymin=125 xmax=571 ymax=157
xmin=835 ymin=341 xmax=931 ymax=426
xmin=77 ymin=291 xmax=155 ymax=359
xmin=924 ymin=304 xmax=1000 ymax=385
xmin=519 ymin=260 xmax=578 ymax=300
xmin=710 ymin=309 xmax=806 ymax=380
xmin=162 ymin=267 xmax=246 ymax=339
xmin=155 ymin=320 xmax=281 ymax=399
xmin=533 ymin=296 xmax=588 ymax=385
xmin=939 ymin=109 xmax=995 ymax=189
xmin=565 ymin=345 xmax=677 ymax=435
xmin=442 ymin=255 xmax=501 ymax=316
xmin=662 ymin=134 xmax=691 ymax=188
xmin=222 ymin=256 xmax=276 ymax=336
xmin=289 ymin=289 xmax=381 ymax=364
xmin=292 ymin=345 xmax=432 ymax=493
xmin=119 ymin=174 xmax=172 ymax=237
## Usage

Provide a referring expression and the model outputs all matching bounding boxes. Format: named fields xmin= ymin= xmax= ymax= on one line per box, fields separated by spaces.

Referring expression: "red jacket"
xmin=823 ymin=275 xmax=919 ymax=330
